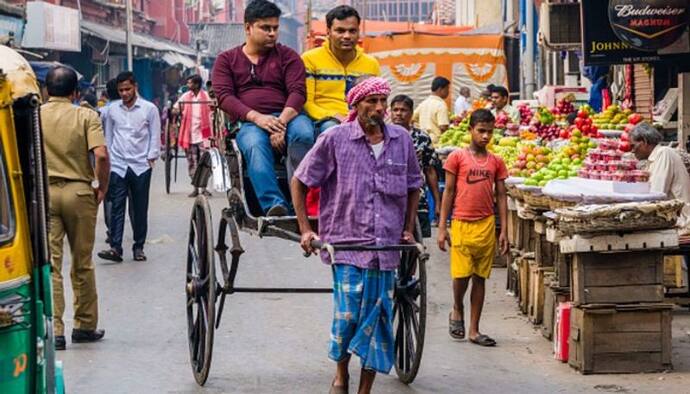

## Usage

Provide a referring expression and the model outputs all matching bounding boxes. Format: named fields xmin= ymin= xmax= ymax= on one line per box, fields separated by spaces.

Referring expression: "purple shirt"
xmin=212 ymin=43 xmax=306 ymax=122
xmin=295 ymin=121 xmax=424 ymax=271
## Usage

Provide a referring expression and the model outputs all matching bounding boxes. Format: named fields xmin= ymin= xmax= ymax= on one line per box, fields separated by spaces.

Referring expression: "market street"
xmin=56 ymin=164 xmax=690 ymax=394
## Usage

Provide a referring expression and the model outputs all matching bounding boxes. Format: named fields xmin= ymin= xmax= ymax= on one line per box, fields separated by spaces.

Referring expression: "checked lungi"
xmin=329 ymin=264 xmax=395 ymax=374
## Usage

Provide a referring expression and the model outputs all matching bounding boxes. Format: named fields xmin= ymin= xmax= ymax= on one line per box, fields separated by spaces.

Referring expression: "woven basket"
xmin=523 ymin=190 xmax=550 ymax=210
xmin=507 ymin=184 xmax=524 ymax=201
xmin=555 ymin=200 xmax=684 ymax=234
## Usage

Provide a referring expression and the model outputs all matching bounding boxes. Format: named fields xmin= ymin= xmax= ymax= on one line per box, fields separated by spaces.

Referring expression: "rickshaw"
xmin=163 ymin=96 xmax=224 ymax=194
xmin=0 ymin=46 xmax=63 ymax=393
xmin=184 ymin=115 xmax=428 ymax=386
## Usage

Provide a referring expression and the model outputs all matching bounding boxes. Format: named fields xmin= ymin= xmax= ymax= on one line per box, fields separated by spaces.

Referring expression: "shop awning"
xmin=162 ymin=51 xmax=196 ymax=68
xmin=81 ymin=20 xmax=196 ymax=64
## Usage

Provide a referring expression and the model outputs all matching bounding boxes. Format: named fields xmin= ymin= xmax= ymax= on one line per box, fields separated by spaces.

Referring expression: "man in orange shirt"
xmin=438 ymin=109 xmax=509 ymax=347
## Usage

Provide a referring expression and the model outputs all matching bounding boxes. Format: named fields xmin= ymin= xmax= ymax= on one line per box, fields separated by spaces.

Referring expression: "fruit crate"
xmin=568 ymin=304 xmax=672 ymax=374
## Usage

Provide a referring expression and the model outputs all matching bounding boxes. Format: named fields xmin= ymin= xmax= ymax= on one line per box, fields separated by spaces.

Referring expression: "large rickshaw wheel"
xmin=186 ymin=195 xmax=216 ymax=385
xmin=393 ymin=227 xmax=427 ymax=384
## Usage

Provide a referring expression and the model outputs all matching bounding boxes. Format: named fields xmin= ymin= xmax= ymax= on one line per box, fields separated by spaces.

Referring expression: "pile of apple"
xmin=438 ymin=116 xmax=470 ymax=147
xmin=518 ymin=104 xmax=534 ymax=126
xmin=550 ymin=97 xmax=576 ymax=121
xmin=578 ymin=139 xmax=648 ymax=182
xmin=509 ymin=144 xmax=552 ymax=178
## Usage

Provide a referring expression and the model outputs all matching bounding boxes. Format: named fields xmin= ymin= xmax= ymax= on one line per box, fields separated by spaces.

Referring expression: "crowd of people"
xmin=41 ymin=0 xmax=530 ymax=392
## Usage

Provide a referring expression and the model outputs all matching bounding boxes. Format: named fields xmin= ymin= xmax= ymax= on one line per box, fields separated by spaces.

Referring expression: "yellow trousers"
xmin=49 ymin=180 xmax=99 ymax=336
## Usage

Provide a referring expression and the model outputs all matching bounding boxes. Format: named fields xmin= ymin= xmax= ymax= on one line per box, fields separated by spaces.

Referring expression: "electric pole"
xmin=126 ymin=0 xmax=134 ymax=71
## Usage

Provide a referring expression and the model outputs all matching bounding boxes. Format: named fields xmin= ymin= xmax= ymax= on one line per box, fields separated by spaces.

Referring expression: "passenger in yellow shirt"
xmin=413 ymin=77 xmax=451 ymax=145
xmin=302 ymin=6 xmax=380 ymax=134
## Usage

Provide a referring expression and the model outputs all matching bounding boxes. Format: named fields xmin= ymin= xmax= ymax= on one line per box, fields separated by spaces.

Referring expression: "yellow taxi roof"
xmin=0 ymin=45 xmax=40 ymax=100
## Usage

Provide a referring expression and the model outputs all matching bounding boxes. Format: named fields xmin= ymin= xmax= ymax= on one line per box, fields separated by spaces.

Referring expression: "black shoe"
xmin=55 ymin=335 xmax=66 ymax=351
xmin=188 ymin=189 xmax=199 ymax=198
xmin=133 ymin=249 xmax=147 ymax=261
xmin=71 ymin=328 xmax=105 ymax=343
xmin=266 ymin=204 xmax=288 ymax=217
xmin=98 ymin=248 xmax=123 ymax=262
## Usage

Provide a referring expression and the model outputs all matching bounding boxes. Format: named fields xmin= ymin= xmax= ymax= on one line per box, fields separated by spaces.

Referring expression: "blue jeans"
xmin=315 ymin=119 xmax=340 ymax=135
xmin=236 ymin=114 xmax=314 ymax=213
xmin=108 ymin=168 xmax=152 ymax=254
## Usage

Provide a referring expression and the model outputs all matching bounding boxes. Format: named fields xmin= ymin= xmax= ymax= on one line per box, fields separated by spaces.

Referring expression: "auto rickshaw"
xmin=0 ymin=46 xmax=64 ymax=393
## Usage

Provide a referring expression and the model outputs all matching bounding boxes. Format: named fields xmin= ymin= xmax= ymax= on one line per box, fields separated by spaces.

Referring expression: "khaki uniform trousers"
xmin=49 ymin=180 xmax=99 ymax=336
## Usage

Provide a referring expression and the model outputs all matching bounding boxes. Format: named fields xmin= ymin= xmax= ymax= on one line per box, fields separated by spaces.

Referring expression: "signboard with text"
xmin=581 ymin=0 xmax=690 ymax=68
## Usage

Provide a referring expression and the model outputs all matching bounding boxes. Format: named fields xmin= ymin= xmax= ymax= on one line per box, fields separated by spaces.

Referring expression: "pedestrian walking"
xmin=212 ymin=0 xmax=314 ymax=216
xmin=412 ymin=76 xmax=451 ymax=145
xmin=42 ymin=66 xmax=110 ymax=350
xmin=438 ymin=108 xmax=509 ymax=347
xmin=98 ymin=71 xmax=161 ymax=262
xmin=291 ymin=77 xmax=422 ymax=394
xmin=172 ymin=74 xmax=213 ymax=197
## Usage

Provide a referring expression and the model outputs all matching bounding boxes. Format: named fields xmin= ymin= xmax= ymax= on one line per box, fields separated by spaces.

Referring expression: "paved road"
xmin=58 ymin=163 xmax=690 ymax=393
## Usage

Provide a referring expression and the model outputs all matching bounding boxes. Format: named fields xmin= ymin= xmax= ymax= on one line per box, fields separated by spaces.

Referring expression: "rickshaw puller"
xmin=291 ymin=77 xmax=422 ymax=394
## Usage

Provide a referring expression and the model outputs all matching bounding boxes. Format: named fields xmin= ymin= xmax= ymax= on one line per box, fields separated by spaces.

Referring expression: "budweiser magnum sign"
xmin=608 ymin=0 xmax=689 ymax=51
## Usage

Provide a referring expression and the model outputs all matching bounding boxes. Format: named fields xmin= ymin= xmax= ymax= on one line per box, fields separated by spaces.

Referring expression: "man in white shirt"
xmin=454 ymin=86 xmax=471 ymax=117
xmin=98 ymin=71 xmax=161 ymax=262
xmin=630 ymin=123 xmax=690 ymax=235
xmin=173 ymin=74 xmax=213 ymax=197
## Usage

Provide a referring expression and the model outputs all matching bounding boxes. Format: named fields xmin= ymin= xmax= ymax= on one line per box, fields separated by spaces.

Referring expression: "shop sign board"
xmin=581 ymin=0 xmax=690 ymax=68
xmin=21 ymin=1 xmax=80 ymax=52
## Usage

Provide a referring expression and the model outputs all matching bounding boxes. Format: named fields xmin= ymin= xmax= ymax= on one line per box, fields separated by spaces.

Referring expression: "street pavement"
xmin=58 ymin=161 xmax=690 ymax=393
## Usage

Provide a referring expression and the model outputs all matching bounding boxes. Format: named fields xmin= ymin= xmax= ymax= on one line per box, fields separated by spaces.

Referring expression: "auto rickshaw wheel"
xmin=186 ymin=195 xmax=216 ymax=385
xmin=393 ymin=226 xmax=427 ymax=384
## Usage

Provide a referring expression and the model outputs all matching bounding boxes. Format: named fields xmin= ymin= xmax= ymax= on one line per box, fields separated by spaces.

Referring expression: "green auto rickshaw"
xmin=0 ymin=45 xmax=64 ymax=393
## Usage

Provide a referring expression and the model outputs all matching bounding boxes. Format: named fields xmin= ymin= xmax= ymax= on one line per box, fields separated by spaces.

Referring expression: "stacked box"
xmin=568 ymin=304 xmax=672 ymax=374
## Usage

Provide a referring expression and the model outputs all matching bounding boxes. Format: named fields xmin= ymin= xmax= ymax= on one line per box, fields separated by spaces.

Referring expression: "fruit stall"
xmin=437 ymin=97 xmax=688 ymax=374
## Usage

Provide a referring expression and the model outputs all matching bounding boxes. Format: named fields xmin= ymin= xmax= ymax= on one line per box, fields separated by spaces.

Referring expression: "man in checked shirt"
xmin=291 ymin=77 xmax=422 ymax=394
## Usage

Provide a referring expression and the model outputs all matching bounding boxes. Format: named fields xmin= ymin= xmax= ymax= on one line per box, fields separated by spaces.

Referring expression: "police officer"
xmin=42 ymin=66 xmax=110 ymax=350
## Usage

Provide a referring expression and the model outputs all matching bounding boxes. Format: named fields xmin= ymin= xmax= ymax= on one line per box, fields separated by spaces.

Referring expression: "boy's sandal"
xmin=448 ymin=313 xmax=465 ymax=340
xmin=470 ymin=334 xmax=496 ymax=347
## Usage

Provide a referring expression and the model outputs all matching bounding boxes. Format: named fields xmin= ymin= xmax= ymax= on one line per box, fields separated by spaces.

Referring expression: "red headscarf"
xmin=345 ymin=77 xmax=391 ymax=122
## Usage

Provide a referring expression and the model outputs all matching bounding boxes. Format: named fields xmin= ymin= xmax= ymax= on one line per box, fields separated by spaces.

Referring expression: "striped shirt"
xmin=294 ymin=121 xmax=423 ymax=270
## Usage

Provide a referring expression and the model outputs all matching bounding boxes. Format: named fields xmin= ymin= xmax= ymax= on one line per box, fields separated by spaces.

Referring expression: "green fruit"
xmin=538 ymin=180 xmax=547 ymax=187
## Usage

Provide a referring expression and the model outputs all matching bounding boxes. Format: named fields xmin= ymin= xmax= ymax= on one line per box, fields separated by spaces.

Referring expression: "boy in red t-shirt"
xmin=438 ymin=109 xmax=509 ymax=346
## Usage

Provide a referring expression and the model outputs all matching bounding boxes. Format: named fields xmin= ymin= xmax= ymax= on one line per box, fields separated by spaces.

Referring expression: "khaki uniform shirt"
xmin=646 ymin=145 xmax=690 ymax=234
xmin=42 ymin=97 xmax=106 ymax=183
xmin=413 ymin=95 xmax=449 ymax=145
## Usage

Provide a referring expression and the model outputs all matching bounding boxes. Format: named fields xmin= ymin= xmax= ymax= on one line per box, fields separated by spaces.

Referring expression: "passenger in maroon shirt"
xmin=211 ymin=0 xmax=314 ymax=216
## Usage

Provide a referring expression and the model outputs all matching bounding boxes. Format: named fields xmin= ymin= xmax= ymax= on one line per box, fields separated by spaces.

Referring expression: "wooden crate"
xmin=568 ymin=304 xmax=673 ymax=374
xmin=535 ymin=234 xmax=555 ymax=267
xmin=542 ymin=283 xmax=570 ymax=341
xmin=507 ymin=209 xmax=519 ymax=247
xmin=663 ymin=255 xmax=686 ymax=289
xmin=528 ymin=263 xmax=554 ymax=324
xmin=518 ymin=258 xmax=532 ymax=314
xmin=559 ymin=229 xmax=678 ymax=254
xmin=571 ymin=251 xmax=664 ymax=305
xmin=506 ymin=254 xmax=519 ymax=296
xmin=554 ymin=247 xmax=570 ymax=288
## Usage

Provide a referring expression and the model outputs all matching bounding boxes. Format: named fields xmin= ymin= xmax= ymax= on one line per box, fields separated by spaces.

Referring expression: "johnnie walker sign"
xmin=582 ymin=0 xmax=690 ymax=68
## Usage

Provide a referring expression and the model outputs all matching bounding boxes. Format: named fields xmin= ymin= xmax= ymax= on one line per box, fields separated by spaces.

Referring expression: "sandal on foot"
xmin=133 ymin=249 xmax=147 ymax=261
xmin=449 ymin=313 xmax=465 ymax=340
xmin=470 ymin=334 xmax=496 ymax=347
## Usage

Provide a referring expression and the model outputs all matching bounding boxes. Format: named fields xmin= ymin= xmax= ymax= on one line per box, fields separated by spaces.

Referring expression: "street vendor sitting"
xmin=630 ymin=123 xmax=690 ymax=234
xmin=291 ymin=77 xmax=422 ymax=394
